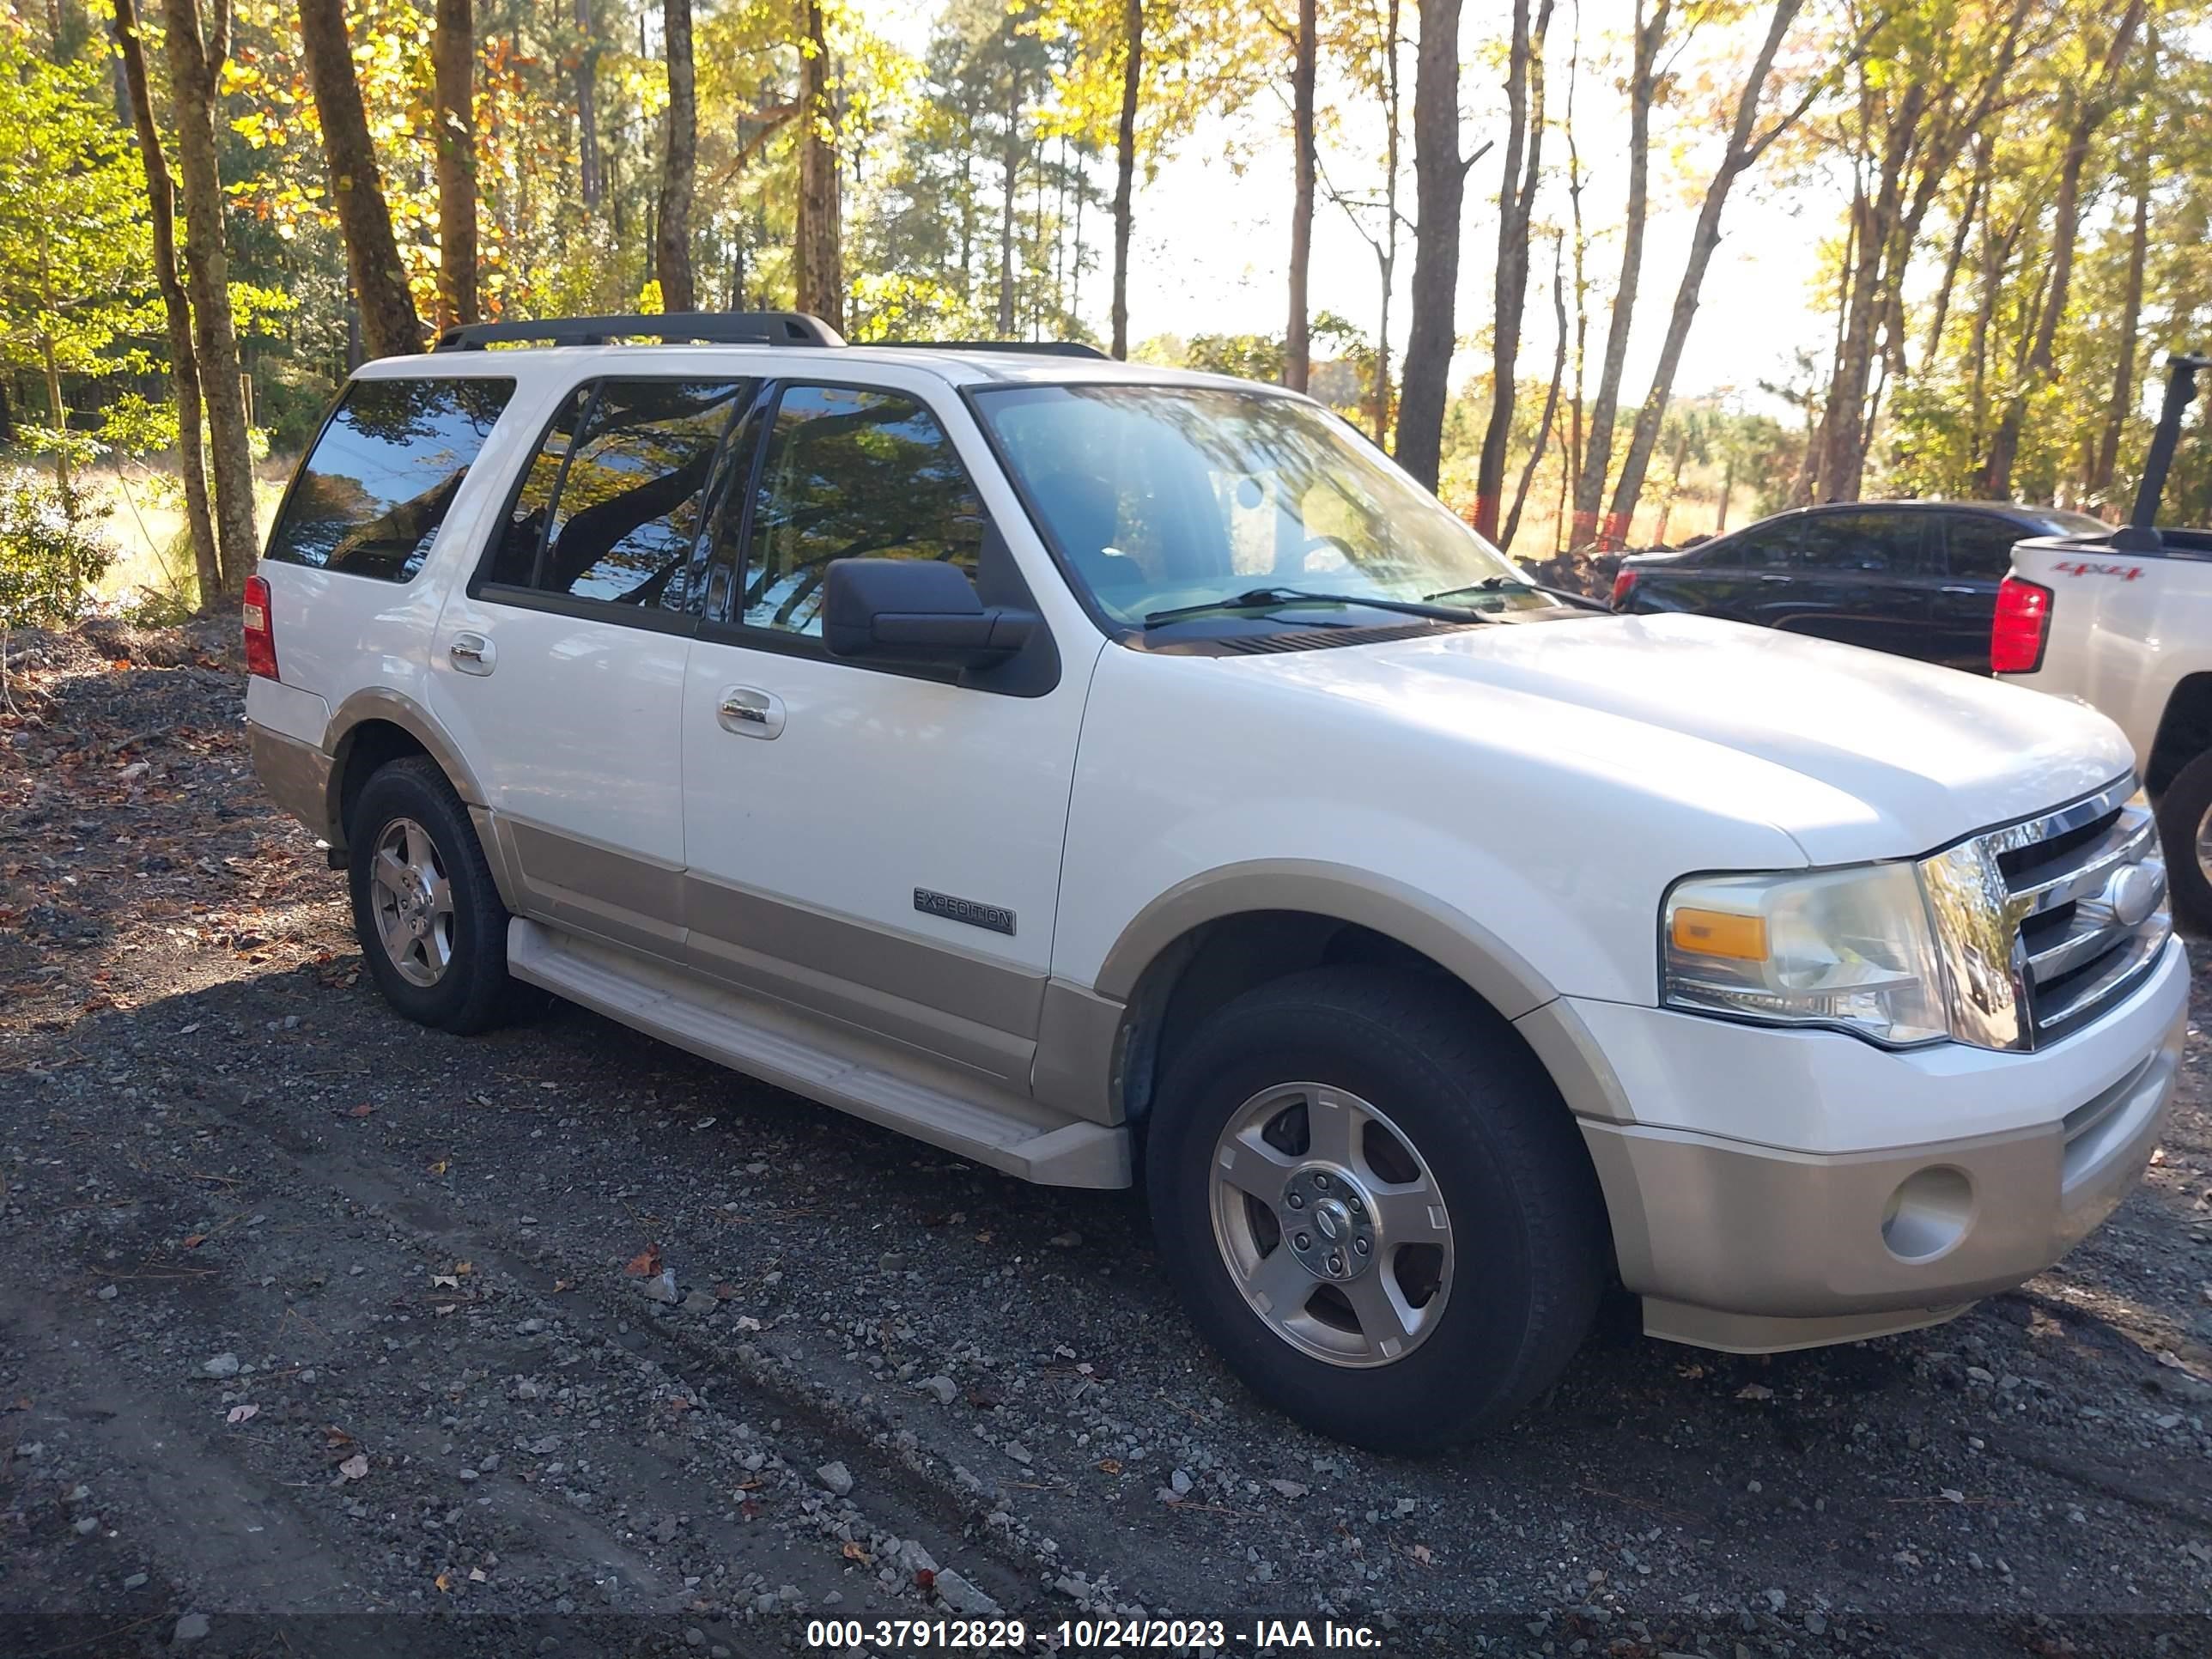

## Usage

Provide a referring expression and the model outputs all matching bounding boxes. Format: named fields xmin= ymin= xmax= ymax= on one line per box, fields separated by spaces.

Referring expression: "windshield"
xmin=970 ymin=383 xmax=1557 ymax=629
xmin=2028 ymin=507 xmax=2112 ymax=538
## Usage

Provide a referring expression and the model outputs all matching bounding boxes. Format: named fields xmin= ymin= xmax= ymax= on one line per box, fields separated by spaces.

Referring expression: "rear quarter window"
xmin=264 ymin=377 xmax=515 ymax=581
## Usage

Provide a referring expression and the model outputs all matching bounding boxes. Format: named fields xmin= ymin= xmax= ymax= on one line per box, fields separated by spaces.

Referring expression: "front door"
xmin=431 ymin=374 xmax=758 ymax=957
xmin=678 ymin=374 xmax=1092 ymax=1087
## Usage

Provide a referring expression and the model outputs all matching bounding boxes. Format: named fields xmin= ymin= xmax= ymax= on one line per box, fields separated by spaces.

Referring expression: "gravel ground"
xmin=3 ymin=621 xmax=2211 ymax=1659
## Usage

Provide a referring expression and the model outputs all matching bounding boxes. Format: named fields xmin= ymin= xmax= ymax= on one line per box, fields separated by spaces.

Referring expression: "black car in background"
xmin=1607 ymin=500 xmax=2108 ymax=673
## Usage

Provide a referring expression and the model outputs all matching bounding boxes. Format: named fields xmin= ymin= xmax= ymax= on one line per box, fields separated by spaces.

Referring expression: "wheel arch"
xmin=1087 ymin=863 xmax=1583 ymax=1133
xmin=2147 ymin=671 xmax=2212 ymax=796
xmin=324 ymin=689 xmax=489 ymax=849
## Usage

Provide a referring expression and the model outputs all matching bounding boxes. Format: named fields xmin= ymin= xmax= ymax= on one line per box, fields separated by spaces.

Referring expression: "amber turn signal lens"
xmin=1669 ymin=907 xmax=1768 ymax=961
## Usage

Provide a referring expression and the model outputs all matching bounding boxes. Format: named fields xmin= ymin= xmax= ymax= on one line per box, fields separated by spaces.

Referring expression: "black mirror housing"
xmin=823 ymin=557 xmax=1036 ymax=670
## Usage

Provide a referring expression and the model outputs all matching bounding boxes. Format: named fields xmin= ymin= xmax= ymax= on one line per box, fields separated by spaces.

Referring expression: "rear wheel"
xmin=347 ymin=757 xmax=513 ymax=1034
xmin=2155 ymin=750 xmax=2212 ymax=933
xmin=1145 ymin=968 xmax=1607 ymax=1452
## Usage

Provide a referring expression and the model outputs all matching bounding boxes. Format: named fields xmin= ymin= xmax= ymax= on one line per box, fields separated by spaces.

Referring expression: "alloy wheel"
xmin=368 ymin=816 xmax=455 ymax=988
xmin=1207 ymin=1082 xmax=1453 ymax=1367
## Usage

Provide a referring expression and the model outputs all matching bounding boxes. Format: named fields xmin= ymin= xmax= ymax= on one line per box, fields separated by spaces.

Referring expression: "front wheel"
xmin=2155 ymin=750 xmax=2212 ymax=935
xmin=346 ymin=756 xmax=513 ymax=1034
xmin=1145 ymin=968 xmax=1607 ymax=1452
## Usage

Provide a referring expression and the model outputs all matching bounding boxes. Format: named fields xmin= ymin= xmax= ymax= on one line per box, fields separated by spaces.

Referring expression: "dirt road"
xmin=3 ymin=622 xmax=2209 ymax=1658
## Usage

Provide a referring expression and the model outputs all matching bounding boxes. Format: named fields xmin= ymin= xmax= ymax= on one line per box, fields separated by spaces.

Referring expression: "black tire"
xmin=346 ymin=756 xmax=513 ymax=1034
xmin=2157 ymin=751 xmax=2212 ymax=935
xmin=1145 ymin=968 xmax=1607 ymax=1452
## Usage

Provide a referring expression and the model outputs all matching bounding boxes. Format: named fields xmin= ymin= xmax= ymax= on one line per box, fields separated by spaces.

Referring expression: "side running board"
xmin=506 ymin=919 xmax=1131 ymax=1189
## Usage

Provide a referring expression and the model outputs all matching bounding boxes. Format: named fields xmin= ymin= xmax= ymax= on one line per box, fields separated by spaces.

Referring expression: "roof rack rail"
xmin=431 ymin=311 xmax=846 ymax=351
xmin=863 ymin=339 xmax=1108 ymax=360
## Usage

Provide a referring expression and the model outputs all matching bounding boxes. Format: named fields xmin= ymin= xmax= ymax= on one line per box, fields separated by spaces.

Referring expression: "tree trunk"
xmin=1980 ymin=0 xmax=2143 ymax=497
xmin=1652 ymin=428 xmax=1690 ymax=544
xmin=574 ymin=0 xmax=601 ymax=210
xmin=163 ymin=0 xmax=258 ymax=588
xmin=1285 ymin=0 xmax=1316 ymax=391
xmin=1111 ymin=0 xmax=1141 ymax=359
xmin=1923 ymin=134 xmax=1988 ymax=362
xmin=1820 ymin=0 xmax=2034 ymax=501
xmin=1816 ymin=97 xmax=1917 ymax=504
xmin=2089 ymin=148 xmax=2150 ymax=501
xmin=1473 ymin=0 xmax=1552 ymax=538
xmin=1715 ymin=444 xmax=1735 ymax=534
xmin=433 ymin=0 xmax=477 ymax=327
xmin=1502 ymin=230 xmax=1568 ymax=550
xmin=1570 ymin=0 xmax=1668 ymax=546
xmin=654 ymin=0 xmax=696 ymax=311
xmin=40 ymin=330 xmax=70 ymax=492
xmin=998 ymin=71 xmax=1018 ymax=335
xmin=113 ymin=0 xmax=219 ymax=604
xmin=794 ymin=0 xmax=842 ymax=328
xmin=298 ymin=0 xmax=422 ymax=356
xmin=1602 ymin=0 xmax=1799 ymax=541
xmin=1368 ymin=0 xmax=1401 ymax=441
xmin=1392 ymin=0 xmax=1465 ymax=492
xmin=1562 ymin=0 xmax=1587 ymax=536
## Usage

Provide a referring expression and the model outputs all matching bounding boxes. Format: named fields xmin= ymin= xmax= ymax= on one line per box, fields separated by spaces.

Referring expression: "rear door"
xmin=429 ymin=374 xmax=757 ymax=958
xmin=1935 ymin=512 xmax=2027 ymax=674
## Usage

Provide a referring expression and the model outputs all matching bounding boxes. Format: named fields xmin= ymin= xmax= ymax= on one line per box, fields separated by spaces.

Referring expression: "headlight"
xmin=1662 ymin=863 xmax=1950 ymax=1047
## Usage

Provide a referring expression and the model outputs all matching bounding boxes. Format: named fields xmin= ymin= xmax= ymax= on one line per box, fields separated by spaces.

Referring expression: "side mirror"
xmin=823 ymin=557 xmax=1037 ymax=670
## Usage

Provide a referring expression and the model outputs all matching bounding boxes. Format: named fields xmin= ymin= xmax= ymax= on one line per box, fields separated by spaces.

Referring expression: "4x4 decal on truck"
xmin=914 ymin=888 xmax=1016 ymax=936
xmin=2051 ymin=560 xmax=2144 ymax=580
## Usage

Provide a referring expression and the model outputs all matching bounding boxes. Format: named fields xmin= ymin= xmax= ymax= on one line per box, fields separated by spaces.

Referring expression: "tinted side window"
xmin=536 ymin=380 xmax=752 ymax=610
xmin=1793 ymin=511 xmax=1923 ymax=574
xmin=484 ymin=386 xmax=590 ymax=587
xmin=1947 ymin=516 xmax=2024 ymax=580
xmin=265 ymin=377 xmax=514 ymax=580
xmin=1719 ymin=526 xmax=1790 ymax=569
xmin=738 ymin=386 xmax=982 ymax=638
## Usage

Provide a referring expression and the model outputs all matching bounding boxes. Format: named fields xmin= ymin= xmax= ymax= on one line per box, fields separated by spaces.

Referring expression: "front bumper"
xmin=1570 ymin=937 xmax=2188 ymax=1352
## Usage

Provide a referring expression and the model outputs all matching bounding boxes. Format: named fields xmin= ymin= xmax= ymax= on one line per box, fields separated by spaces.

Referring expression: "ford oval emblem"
xmin=2104 ymin=862 xmax=2165 ymax=929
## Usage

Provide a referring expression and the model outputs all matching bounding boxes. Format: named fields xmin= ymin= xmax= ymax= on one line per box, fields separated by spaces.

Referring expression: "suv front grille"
xmin=1973 ymin=776 xmax=2169 ymax=1047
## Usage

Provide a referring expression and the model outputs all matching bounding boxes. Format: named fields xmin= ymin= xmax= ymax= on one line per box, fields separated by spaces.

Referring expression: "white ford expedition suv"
xmin=246 ymin=312 xmax=2185 ymax=1452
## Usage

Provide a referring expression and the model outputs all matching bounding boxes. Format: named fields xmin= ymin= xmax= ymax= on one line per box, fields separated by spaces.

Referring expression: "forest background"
xmin=0 ymin=0 xmax=2205 ymax=617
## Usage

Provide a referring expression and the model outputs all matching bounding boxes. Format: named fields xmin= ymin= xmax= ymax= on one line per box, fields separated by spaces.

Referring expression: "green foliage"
xmin=0 ymin=474 xmax=118 ymax=632
xmin=0 ymin=36 xmax=156 ymax=405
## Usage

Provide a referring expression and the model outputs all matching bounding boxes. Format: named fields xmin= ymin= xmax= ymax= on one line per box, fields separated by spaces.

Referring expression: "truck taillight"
xmin=1609 ymin=567 xmax=1639 ymax=610
xmin=242 ymin=574 xmax=279 ymax=679
xmin=1991 ymin=576 xmax=2051 ymax=674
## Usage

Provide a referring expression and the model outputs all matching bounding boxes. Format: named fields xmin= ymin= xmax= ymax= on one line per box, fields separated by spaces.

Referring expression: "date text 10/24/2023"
xmin=802 ymin=1618 xmax=1387 ymax=1650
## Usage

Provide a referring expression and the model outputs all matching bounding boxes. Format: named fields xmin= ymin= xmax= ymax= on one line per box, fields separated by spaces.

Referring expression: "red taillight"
xmin=1609 ymin=566 xmax=1639 ymax=610
xmin=1991 ymin=575 xmax=2051 ymax=674
xmin=242 ymin=574 xmax=279 ymax=679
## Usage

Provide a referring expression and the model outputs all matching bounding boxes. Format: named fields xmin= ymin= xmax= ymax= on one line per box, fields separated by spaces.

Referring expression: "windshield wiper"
xmin=1422 ymin=574 xmax=1535 ymax=600
xmin=1142 ymin=586 xmax=1491 ymax=629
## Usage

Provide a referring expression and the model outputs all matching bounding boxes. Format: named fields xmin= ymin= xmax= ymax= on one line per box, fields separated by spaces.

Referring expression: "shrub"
xmin=0 ymin=474 xmax=118 ymax=632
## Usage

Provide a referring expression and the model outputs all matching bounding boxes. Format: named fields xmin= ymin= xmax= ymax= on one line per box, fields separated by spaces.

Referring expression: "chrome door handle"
xmin=448 ymin=632 xmax=495 ymax=675
xmin=717 ymin=685 xmax=786 ymax=739
xmin=1940 ymin=585 xmax=1978 ymax=595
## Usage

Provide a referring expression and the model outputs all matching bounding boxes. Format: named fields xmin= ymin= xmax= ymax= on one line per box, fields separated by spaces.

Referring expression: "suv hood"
xmin=1253 ymin=611 xmax=2132 ymax=865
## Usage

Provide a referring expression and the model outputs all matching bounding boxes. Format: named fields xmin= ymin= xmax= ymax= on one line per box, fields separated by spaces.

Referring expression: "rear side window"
xmin=1947 ymin=516 xmax=2025 ymax=580
xmin=488 ymin=378 xmax=754 ymax=614
xmin=264 ymin=377 xmax=514 ymax=580
xmin=732 ymin=385 xmax=982 ymax=637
